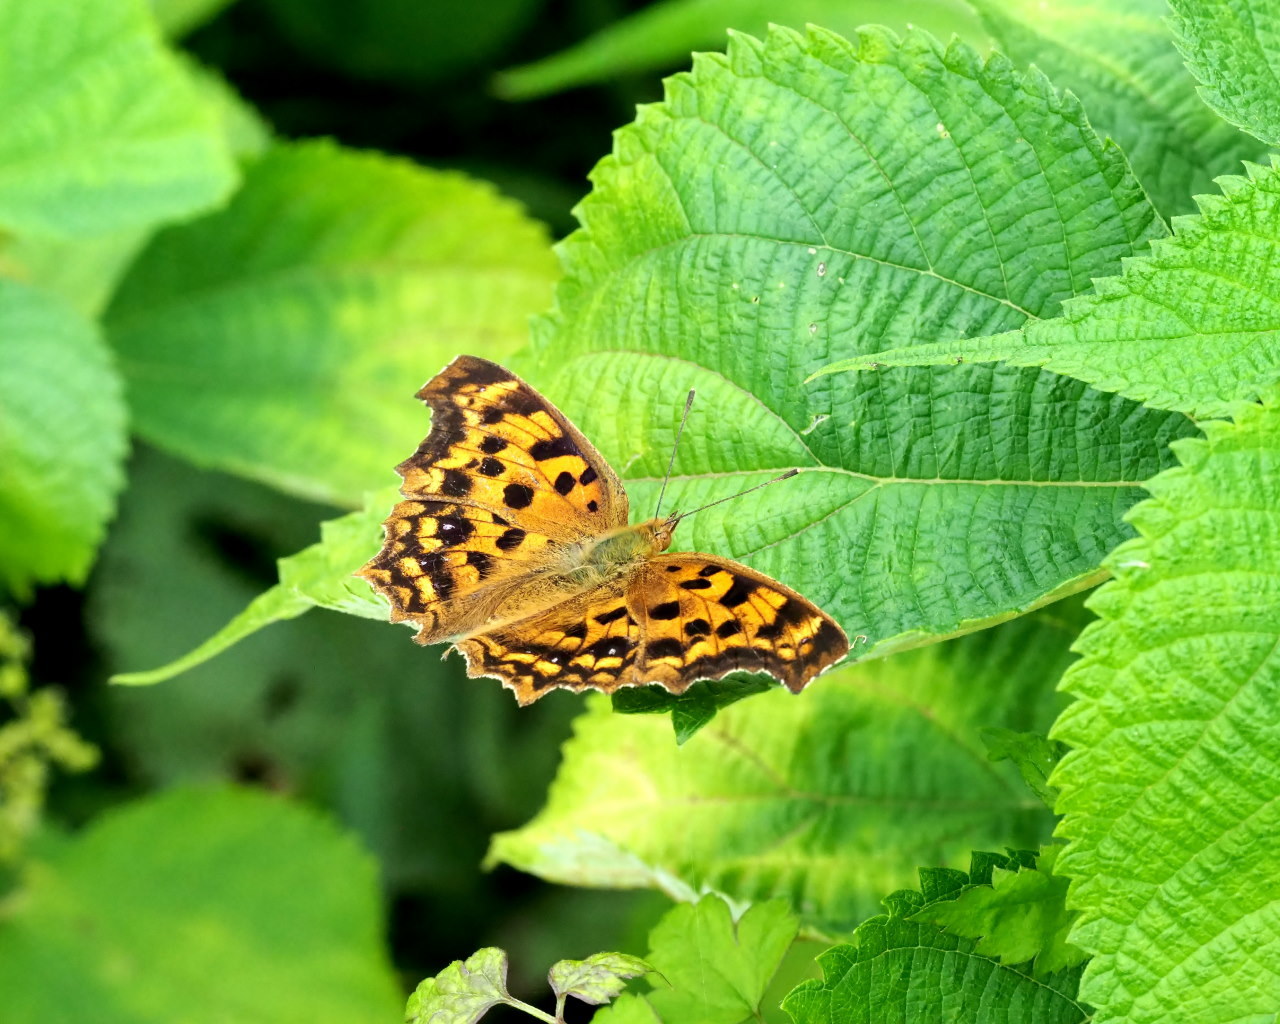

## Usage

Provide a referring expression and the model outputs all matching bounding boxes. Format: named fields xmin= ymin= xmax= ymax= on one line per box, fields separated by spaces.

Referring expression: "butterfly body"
xmin=359 ymin=355 xmax=848 ymax=705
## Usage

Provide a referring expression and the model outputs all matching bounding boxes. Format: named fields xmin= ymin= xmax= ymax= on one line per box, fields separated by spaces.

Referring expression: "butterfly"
xmin=357 ymin=355 xmax=849 ymax=705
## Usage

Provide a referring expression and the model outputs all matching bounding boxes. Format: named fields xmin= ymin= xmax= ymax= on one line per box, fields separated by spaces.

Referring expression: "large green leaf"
xmin=1051 ymin=391 xmax=1280 ymax=1024
xmin=495 ymin=0 xmax=984 ymax=99
xmin=106 ymin=140 xmax=557 ymax=506
xmin=489 ymin=600 xmax=1082 ymax=933
xmin=783 ymin=860 xmax=1088 ymax=1023
xmin=973 ymin=0 xmax=1262 ymax=218
xmin=0 ymin=0 xmax=235 ymax=239
xmin=1169 ymin=0 xmax=1280 ymax=148
xmin=525 ymin=26 xmax=1193 ymax=662
xmin=0 ymin=280 xmax=128 ymax=595
xmin=818 ymin=160 xmax=1280 ymax=420
xmin=0 ymin=787 xmax=401 ymax=1024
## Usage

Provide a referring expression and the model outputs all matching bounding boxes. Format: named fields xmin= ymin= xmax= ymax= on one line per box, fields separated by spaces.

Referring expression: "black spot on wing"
xmin=481 ymin=406 xmax=505 ymax=425
xmin=496 ymin=527 xmax=526 ymax=551
xmin=698 ymin=565 xmax=724 ymax=577
xmin=719 ymin=576 xmax=755 ymax=607
xmin=716 ymin=620 xmax=742 ymax=638
xmin=530 ymin=435 xmax=578 ymax=461
xmin=479 ymin=457 xmax=504 ymax=477
xmin=580 ymin=467 xmax=598 ymax=485
xmin=680 ymin=578 xmax=712 ymax=590
xmin=586 ymin=500 xmax=598 ymax=512
xmin=441 ymin=469 xmax=472 ymax=498
xmin=646 ymin=637 xmax=684 ymax=661
xmin=585 ymin=636 xmax=632 ymax=660
xmin=480 ymin=435 xmax=507 ymax=454
xmin=562 ymin=622 xmax=587 ymax=640
xmin=649 ymin=601 xmax=680 ymax=620
xmin=435 ymin=514 xmax=472 ymax=546
xmin=503 ymin=483 xmax=534 ymax=509
xmin=594 ymin=606 xmax=628 ymax=625
xmin=554 ymin=471 xmax=576 ymax=495
xmin=465 ymin=550 xmax=493 ymax=578
xmin=685 ymin=618 xmax=711 ymax=637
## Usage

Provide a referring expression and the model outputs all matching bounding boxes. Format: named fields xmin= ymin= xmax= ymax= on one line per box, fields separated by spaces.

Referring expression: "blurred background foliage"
xmin=2 ymin=0 xmax=1246 ymax=1019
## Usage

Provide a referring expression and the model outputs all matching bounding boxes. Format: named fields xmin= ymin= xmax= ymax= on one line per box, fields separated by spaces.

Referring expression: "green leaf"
xmin=147 ymin=0 xmax=237 ymax=38
xmin=595 ymin=896 xmax=797 ymax=1024
xmin=490 ymin=601 xmax=1082 ymax=933
xmin=818 ymin=159 xmax=1280 ymax=420
xmin=1051 ymin=391 xmax=1280 ymax=1024
xmin=914 ymin=846 xmax=1086 ymax=977
xmin=1169 ymin=0 xmax=1280 ymax=148
xmin=0 ymin=0 xmax=235 ymax=239
xmin=610 ymin=675 xmax=773 ymax=743
xmin=112 ymin=484 xmax=393 ymax=684
xmin=495 ymin=0 xmax=984 ymax=99
xmin=0 ymin=280 xmax=128 ymax=595
xmin=0 ymin=786 xmax=401 ymax=1024
xmin=527 ymin=26 xmax=1192 ymax=667
xmin=548 ymin=952 xmax=652 ymax=1006
xmin=974 ymin=0 xmax=1263 ymax=217
xmin=106 ymin=140 xmax=557 ymax=506
xmin=980 ymin=727 xmax=1065 ymax=808
xmin=783 ymin=899 xmax=1088 ymax=1023
xmin=405 ymin=948 xmax=510 ymax=1024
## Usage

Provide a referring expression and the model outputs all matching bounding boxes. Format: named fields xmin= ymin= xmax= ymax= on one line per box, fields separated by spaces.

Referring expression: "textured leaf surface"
xmin=821 ymin=160 xmax=1280 ymax=420
xmin=489 ymin=602 xmax=1082 ymax=932
xmin=0 ymin=281 xmax=128 ymax=595
xmin=0 ymin=0 xmax=235 ymax=238
xmin=405 ymin=948 xmax=510 ymax=1024
xmin=915 ymin=846 xmax=1085 ymax=977
xmin=595 ymin=897 xmax=797 ymax=1024
xmin=975 ymin=0 xmax=1262 ymax=217
xmin=549 ymin=952 xmax=652 ymax=1005
xmin=526 ymin=25 xmax=1192 ymax=667
xmin=0 ymin=787 xmax=401 ymax=1024
xmin=1052 ymin=392 xmax=1280 ymax=1023
xmin=495 ymin=0 xmax=983 ymax=99
xmin=784 ymin=886 xmax=1088 ymax=1023
xmin=106 ymin=140 xmax=557 ymax=506
xmin=979 ymin=727 xmax=1064 ymax=808
xmin=112 ymin=485 xmax=393 ymax=684
xmin=1169 ymin=0 xmax=1280 ymax=147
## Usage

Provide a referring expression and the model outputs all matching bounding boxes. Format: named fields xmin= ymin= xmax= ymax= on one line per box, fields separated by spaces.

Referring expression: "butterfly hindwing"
xmin=455 ymin=553 xmax=848 ymax=703
xmin=396 ymin=355 xmax=627 ymax=538
xmin=629 ymin=554 xmax=849 ymax=694
xmin=456 ymin=585 xmax=641 ymax=706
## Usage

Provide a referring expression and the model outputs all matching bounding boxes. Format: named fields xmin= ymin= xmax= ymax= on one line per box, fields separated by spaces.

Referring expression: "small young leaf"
xmin=1052 ymin=390 xmax=1280 ymax=1023
xmin=593 ymin=896 xmax=796 ymax=1024
xmin=980 ymin=726 xmax=1065 ymax=808
xmin=107 ymin=140 xmax=557 ymax=506
xmin=0 ymin=0 xmax=235 ymax=238
xmin=1169 ymin=0 xmax=1280 ymax=147
xmin=0 ymin=280 xmax=128 ymax=595
xmin=405 ymin=948 xmax=511 ymax=1024
xmin=548 ymin=952 xmax=652 ymax=1005
xmin=611 ymin=675 xmax=772 ymax=743
xmin=818 ymin=160 xmax=1280 ymax=419
xmin=914 ymin=846 xmax=1086 ymax=976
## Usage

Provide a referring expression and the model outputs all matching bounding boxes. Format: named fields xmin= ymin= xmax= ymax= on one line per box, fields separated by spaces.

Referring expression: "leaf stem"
xmin=502 ymin=996 xmax=559 ymax=1024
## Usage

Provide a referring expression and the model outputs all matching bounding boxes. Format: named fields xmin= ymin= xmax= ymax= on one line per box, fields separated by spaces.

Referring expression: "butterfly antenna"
xmin=653 ymin=388 xmax=696 ymax=519
xmin=672 ymin=469 xmax=799 ymax=523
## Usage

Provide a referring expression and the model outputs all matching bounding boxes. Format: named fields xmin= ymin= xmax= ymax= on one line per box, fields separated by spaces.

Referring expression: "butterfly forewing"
xmin=397 ymin=355 xmax=626 ymax=538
